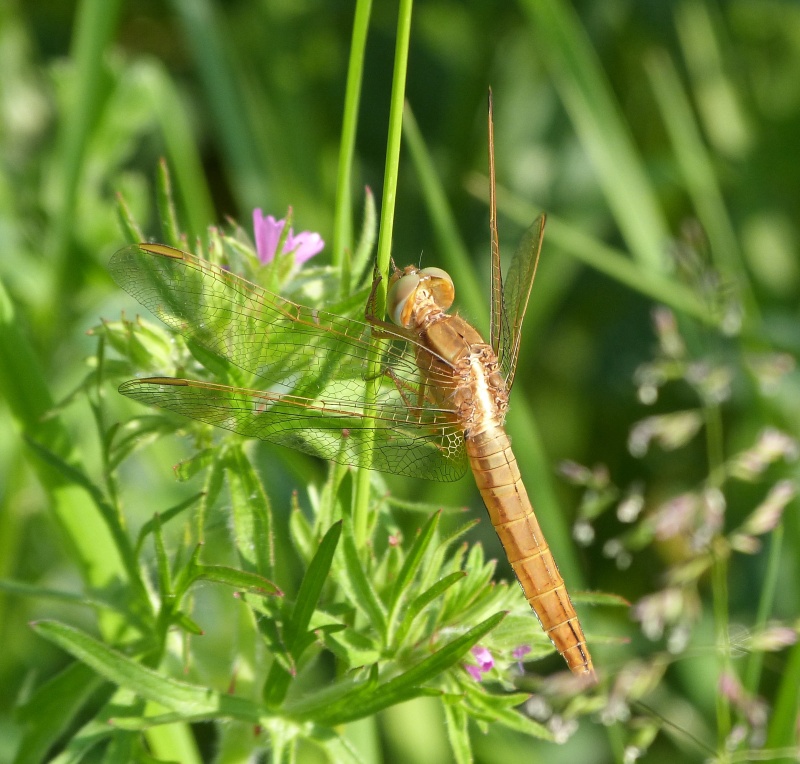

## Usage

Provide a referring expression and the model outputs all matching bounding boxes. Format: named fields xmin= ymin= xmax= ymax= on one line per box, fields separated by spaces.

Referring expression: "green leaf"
xmin=172 ymin=450 xmax=215 ymax=482
xmin=134 ymin=492 xmax=204 ymax=555
xmin=224 ymin=445 xmax=275 ymax=578
xmin=263 ymin=521 xmax=343 ymax=706
xmin=351 ymin=187 xmax=378 ymax=289
xmin=156 ymin=157 xmax=183 ymax=248
xmin=32 ymin=620 xmax=266 ymax=723
xmin=442 ymin=699 xmax=472 ymax=764
xmin=462 ymin=680 xmax=552 ymax=740
xmin=23 ymin=436 xmax=149 ymax=608
xmin=152 ymin=513 xmax=172 ymax=598
xmin=394 ymin=572 xmax=465 ymax=648
xmin=115 ymin=190 xmax=145 ymax=244
xmin=443 ymin=544 xmax=496 ymax=617
xmin=13 ymin=662 xmax=107 ymax=764
xmin=339 ymin=514 xmax=388 ymax=635
xmin=289 ymin=503 xmax=314 ymax=561
xmin=286 ymin=521 xmax=342 ymax=648
xmin=388 ymin=511 xmax=440 ymax=614
xmin=191 ymin=563 xmax=282 ymax=596
xmin=301 ymin=611 xmax=507 ymax=726
xmin=0 ymin=578 xmax=120 ymax=614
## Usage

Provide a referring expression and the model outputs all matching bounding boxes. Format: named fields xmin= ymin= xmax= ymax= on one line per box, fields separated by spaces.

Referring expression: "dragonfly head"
xmin=387 ymin=265 xmax=455 ymax=327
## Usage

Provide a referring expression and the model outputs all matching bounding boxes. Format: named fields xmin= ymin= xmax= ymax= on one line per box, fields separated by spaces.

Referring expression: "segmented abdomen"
xmin=466 ymin=427 xmax=594 ymax=677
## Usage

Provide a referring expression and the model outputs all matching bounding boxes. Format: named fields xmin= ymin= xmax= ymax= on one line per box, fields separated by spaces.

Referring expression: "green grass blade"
xmin=0 ymin=277 xmax=129 ymax=621
xmin=520 ymin=0 xmax=669 ymax=271
xmin=51 ymin=0 xmax=123 ymax=297
xmin=169 ymin=0 xmax=266 ymax=212
xmin=644 ymin=49 xmax=759 ymax=323
xmin=403 ymin=103 xmax=486 ymax=326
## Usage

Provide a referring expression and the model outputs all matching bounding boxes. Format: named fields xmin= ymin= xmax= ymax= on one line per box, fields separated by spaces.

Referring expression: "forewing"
xmin=494 ymin=214 xmax=545 ymax=392
xmin=120 ymin=378 xmax=467 ymax=481
xmin=110 ymin=244 xmax=468 ymax=481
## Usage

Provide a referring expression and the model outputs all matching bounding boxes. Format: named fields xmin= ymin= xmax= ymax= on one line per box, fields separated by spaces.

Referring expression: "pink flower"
xmin=253 ymin=208 xmax=324 ymax=265
xmin=512 ymin=644 xmax=531 ymax=660
xmin=466 ymin=646 xmax=494 ymax=681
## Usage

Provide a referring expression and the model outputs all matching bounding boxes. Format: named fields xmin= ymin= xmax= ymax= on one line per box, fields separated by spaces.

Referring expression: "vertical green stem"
xmin=704 ymin=404 xmax=725 ymax=490
xmin=705 ymin=401 xmax=731 ymax=750
xmin=52 ymin=0 xmax=123 ymax=319
xmin=352 ymin=0 xmax=414 ymax=546
xmin=374 ymin=0 xmax=414 ymax=292
xmin=744 ymin=524 xmax=784 ymax=694
xmin=332 ymin=0 xmax=373 ymax=285
xmin=711 ymin=543 xmax=732 ymax=749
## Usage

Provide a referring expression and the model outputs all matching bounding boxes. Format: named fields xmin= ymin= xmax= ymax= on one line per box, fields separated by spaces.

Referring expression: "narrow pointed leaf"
xmin=389 ymin=510 xmax=440 ymax=611
xmin=32 ymin=620 xmax=265 ymax=722
xmin=306 ymin=611 xmax=507 ymax=725
xmin=394 ymin=572 xmax=465 ymax=647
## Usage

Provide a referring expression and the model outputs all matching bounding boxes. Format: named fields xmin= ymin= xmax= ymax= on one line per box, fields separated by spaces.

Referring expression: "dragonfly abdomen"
xmin=465 ymin=427 xmax=594 ymax=678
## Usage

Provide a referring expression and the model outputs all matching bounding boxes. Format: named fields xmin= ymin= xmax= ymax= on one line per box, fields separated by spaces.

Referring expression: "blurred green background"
xmin=2 ymin=0 xmax=800 ymax=761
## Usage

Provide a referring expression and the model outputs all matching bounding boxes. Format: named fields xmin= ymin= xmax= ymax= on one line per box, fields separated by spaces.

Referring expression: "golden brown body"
xmin=409 ymin=300 xmax=593 ymax=677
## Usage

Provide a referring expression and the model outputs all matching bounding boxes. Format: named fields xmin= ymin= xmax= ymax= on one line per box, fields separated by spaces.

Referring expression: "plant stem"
xmin=353 ymin=0 xmax=414 ymax=546
xmin=332 ymin=0 xmax=373 ymax=287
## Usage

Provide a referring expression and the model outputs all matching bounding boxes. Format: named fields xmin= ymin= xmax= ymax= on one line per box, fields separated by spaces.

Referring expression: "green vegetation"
xmin=1 ymin=1 xmax=799 ymax=762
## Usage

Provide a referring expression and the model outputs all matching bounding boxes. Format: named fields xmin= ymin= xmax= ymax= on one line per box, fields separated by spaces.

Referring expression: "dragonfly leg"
xmin=387 ymin=366 xmax=433 ymax=409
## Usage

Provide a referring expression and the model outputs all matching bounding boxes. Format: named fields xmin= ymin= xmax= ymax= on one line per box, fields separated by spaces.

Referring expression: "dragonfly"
xmin=109 ymin=103 xmax=594 ymax=679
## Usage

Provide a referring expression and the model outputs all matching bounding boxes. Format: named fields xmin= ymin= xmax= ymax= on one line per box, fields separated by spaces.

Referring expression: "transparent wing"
xmin=492 ymin=214 xmax=545 ymax=392
xmin=109 ymin=243 xmax=468 ymax=481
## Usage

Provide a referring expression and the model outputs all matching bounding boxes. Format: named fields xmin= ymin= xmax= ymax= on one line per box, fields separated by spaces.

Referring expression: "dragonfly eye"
xmin=387 ymin=271 xmax=421 ymax=327
xmin=419 ymin=267 xmax=455 ymax=312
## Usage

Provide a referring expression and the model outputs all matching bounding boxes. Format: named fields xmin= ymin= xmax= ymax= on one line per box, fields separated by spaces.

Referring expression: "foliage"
xmin=1 ymin=1 xmax=800 ymax=763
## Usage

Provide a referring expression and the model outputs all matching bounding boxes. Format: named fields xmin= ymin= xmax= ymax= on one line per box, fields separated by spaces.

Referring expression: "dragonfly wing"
xmin=120 ymin=377 xmax=468 ymax=481
xmin=109 ymin=244 xmax=455 ymax=405
xmin=110 ymin=244 xmax=467 ymax=481
xmin=494 ymin=213 xmax=545 ymax=392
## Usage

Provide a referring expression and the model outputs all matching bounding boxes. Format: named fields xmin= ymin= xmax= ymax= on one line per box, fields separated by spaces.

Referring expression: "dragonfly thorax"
xmin=453 ymin=343 xmax=509 ymax=437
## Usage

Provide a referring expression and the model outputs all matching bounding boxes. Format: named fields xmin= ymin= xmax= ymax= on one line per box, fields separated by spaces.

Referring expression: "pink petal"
xmin=253 ymin=208 xmax=285 ymax=264
xmin=287 ymin=230 xmax=324 ymax=263
xmin=471 ymin=646 xmax=494 ymax=671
